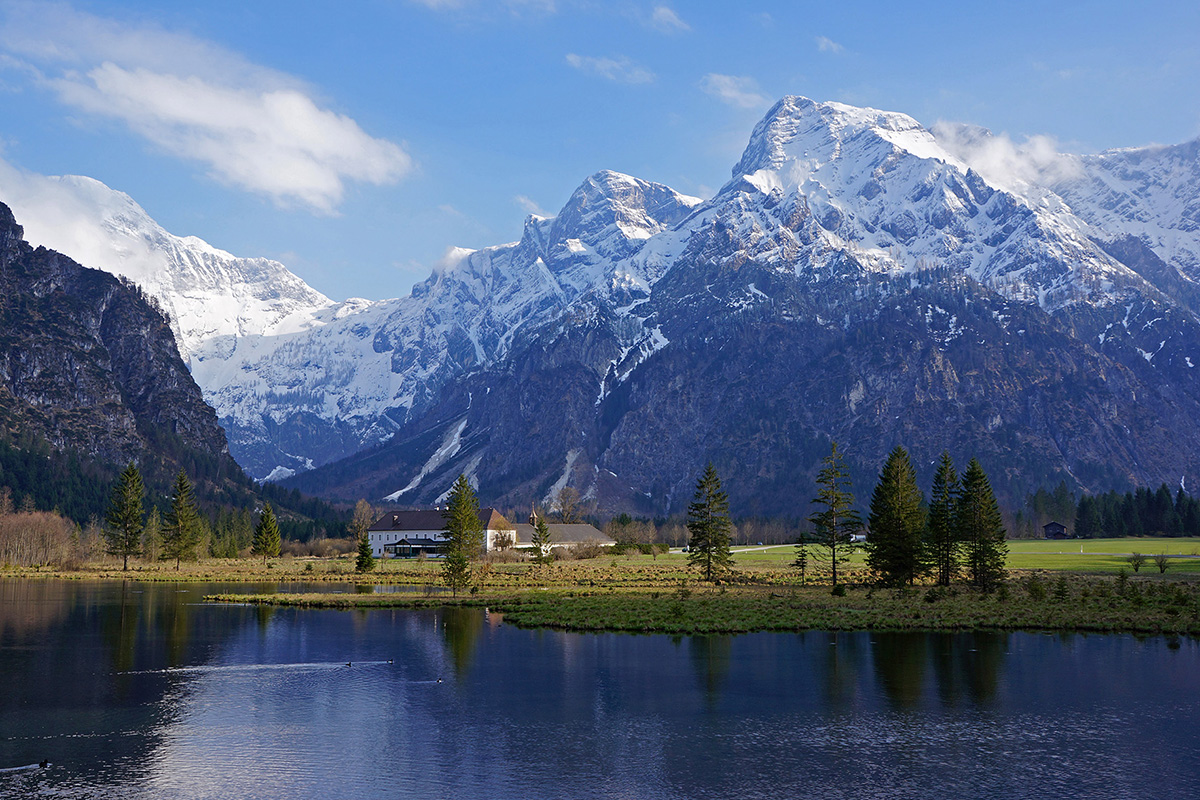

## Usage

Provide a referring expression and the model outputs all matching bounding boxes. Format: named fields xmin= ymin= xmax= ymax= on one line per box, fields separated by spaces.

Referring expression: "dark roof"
xmin=370 ymin=508 xmax=513 ymax=532
xmin=512 ymin=522 xmax=611 ymax=544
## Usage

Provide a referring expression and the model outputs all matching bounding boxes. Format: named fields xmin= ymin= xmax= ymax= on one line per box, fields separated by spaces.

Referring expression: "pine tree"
xmin=530 ymin=510 xmax=553 ymax=565
xmin=441 ymin=474 xmax=483 ymax=595
xmin=1074 ymin=495 xmax=1103 ymax=539
xmin=161 ymin=471 xmax=201 ymax=570
xmin=926 ymin=451 xmax=961 ymax=586
xmin=104 ymin=462 xmax=144 ymax=571
xmin=809 ymin=442 xmax=862 ymax=590
xmin=252 ymin=502 xmax=281 ymax=564
xmin=866 ymin=446 xmax=927 ymax=586
xmin=792 ymin=538 xmax=808 ymax=584
xmin=957 ymin=458 xmax=1008 ymax=590
xmin=353 ymin=499 xmax=376 ymax=573
xmin=686 ymin=462 xmax=734 ymax=581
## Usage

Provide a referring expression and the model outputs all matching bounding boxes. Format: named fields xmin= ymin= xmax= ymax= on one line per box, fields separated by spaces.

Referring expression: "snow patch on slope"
xmin=384 ymin=417 xmax=470 ymax=501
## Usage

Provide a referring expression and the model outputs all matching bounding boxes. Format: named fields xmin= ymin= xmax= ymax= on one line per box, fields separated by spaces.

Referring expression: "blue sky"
xmin=0 ymin=0 xmax=1197 ymax=300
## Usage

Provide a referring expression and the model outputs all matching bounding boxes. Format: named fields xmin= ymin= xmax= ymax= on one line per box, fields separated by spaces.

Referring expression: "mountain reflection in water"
xmin=1 ymin=580 xmax=1198 ymax=799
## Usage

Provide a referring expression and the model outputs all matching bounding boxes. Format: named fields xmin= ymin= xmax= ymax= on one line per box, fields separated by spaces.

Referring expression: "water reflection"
xmin=687 ymin=635 xmax=733 ymax=704
xmin=871 ymin=633 xmax=927 ymax=709
xmin=1 ymin=582 xmax=1198 ymax=799
xmin=440 ymin=606 xmax=484 ymax=678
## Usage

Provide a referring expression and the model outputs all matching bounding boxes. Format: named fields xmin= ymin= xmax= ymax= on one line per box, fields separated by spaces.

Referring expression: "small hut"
xmin=1042 ymin=521 xmax=1069 ymax=540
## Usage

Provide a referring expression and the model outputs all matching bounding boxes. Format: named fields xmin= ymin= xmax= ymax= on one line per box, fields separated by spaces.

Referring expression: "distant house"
xmin=1043 ymin=521 xmax=1070 ymax=540
xmin=512 ymin=522 xmax=612 ymax=550
xmin=368 ymin=508 xmax=516 ymax=558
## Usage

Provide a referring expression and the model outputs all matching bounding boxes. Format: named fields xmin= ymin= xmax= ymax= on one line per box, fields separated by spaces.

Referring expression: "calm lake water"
xmin=1 ymin=579 xmax=1198 ymax=799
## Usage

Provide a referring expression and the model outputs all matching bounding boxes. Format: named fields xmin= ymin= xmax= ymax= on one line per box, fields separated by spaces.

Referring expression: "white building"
xmin=367 ymin=508 xmax=516 ymax=558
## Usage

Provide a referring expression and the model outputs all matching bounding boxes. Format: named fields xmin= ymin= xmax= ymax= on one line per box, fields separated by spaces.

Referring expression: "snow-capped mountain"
xmin=285 ymin=96 xmax=1200 ymax=513
xmin=7 ymin=95 xmax=1200 ymax=509
xmin=1053 ymin=138 xmax=1200 ymax=285
xmin=0 ymin=169 xmax=335 ymax=363
xmin=0 ymin=164 xmax=699 ymax=480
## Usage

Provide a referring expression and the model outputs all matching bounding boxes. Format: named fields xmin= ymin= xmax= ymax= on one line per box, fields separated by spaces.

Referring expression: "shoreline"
xmin=202 ymin=577 xmax=1200 ymax=637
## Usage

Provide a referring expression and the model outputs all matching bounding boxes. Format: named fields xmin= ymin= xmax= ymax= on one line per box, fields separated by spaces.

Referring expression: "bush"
xmin=564 ymin=539 xmax=604 ymax=560
xmin=281 ymin=537 xmax=355 ymax=558
xmin=1026 ymin=576 xmax=1047 ymax=601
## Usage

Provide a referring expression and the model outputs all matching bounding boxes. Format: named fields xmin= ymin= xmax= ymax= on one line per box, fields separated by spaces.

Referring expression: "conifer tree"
xmin=957 ymin=458 xmax=1008 ymax=590
xmin=686 ymin=462 xmax=734 ymax=581
xmin=926 ymin=451 xmax=961 ymax=586
xmin=530 ymin=510 xmax=553 ymax=565
xmin=1074 ymin=495 xmax=1103 ymax=539
xmin=161 ymin=471 xmax=201 ymax=570
xmin=866 ymin=446 xmax=927 ymax=586
xmin=793 ymin=538 xmax=808 ymax=583
xmin=252 ymin=502 xmax=281 ymax=564
xmin=104 ymin=462 xmax=145 ymax=571
xmin=353 ymin=499 xmax=376 ymax=573
xmin=809 ymin=442 xmax=862 ymax=591
xmin=442 ymin=474 xmax=483 ymax=595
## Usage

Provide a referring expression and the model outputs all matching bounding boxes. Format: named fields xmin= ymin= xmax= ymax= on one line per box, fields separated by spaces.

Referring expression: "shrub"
xmin=1026 ymin=576 xmax=1047 ymax=601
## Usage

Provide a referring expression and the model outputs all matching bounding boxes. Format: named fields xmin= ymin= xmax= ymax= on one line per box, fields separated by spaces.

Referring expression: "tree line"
xmin=682 ymin=443 xmax=1008 ymax=592
xmin=102 ymin=462 xmax=285 ymax=570
xmin=1008 ymin=480 xmax=1200 ymax=539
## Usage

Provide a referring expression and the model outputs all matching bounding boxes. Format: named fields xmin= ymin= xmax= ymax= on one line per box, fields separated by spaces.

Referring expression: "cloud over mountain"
xmin=0 ymin=0 xmax=412 ymax=213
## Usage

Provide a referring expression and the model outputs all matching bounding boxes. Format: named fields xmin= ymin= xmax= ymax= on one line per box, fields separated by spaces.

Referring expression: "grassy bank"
xmin=9 ymin=537 xmax=1200 ymax=635
xmin=206 ymin=573 xmax=1200 ymax=636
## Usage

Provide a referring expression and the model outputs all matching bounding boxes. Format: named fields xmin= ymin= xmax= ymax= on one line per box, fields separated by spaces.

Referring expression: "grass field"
xmin=8 ymin=537 xmax=1200 ymax=581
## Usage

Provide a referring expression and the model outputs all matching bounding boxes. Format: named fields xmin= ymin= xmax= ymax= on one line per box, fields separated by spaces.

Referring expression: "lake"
xmin=1 ymin=579 xmax=1198 ymax=799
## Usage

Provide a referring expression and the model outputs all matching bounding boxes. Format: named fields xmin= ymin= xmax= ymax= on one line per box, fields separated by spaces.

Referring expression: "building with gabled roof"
xmin=368 ymin=508 xmax=515 ymax=557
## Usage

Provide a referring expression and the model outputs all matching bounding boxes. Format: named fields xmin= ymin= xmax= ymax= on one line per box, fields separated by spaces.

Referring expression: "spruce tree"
xmin=686 ymin=462 xmax=734 ymax=581
xmin=866 ymin=446 xmax=927 ymax=586
xmin=353 ymin=499 xmax=376 ymax=573
xmin=957 ymin=458 xmax=1008 ymax=590
xmin=808 ymin=442 xmax=862 ymax=591
xmin=441 ymin=474 xmax=483 ymax=595
xmin=252 ymin=502 xmax=281 ymax=564
xmin=530 ymin=511 xmax=553 ymax=565
xmin=1074 ymin=495 xmax=1102 ymax=539
xmin=161 ymin=471 xmax=201 ymax=570
xmin=926 ymin=451 xmax=961 ymax=586
xmin=104 ymin=462 xmax=145 ymax=571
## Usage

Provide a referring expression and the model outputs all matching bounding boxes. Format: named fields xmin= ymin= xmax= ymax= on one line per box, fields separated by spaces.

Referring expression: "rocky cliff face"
xmin=285 ymin=97 xmax=1200 ymax=514
xmin=0 ymin=202 xmax=234 ymax=478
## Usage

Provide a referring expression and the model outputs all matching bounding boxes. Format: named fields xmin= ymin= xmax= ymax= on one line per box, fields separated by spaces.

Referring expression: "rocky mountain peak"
xmin=730 ymin=95 xmax=952 ymax=184
xmin=543 ymin=170 xmax=701 ymax=264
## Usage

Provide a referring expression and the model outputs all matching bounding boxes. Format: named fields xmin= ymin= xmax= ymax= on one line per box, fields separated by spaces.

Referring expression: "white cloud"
xmin=931 ymin=121 xmax=1083 ymax=197
xmin=649 ymin=6 xmax=690 ymax=33
xmin=514 ymin=194 xmax=546 ymax=216
xmin=816 ymin=36 xmax=844 ymax=54
xmin=0 ymin=1 xmax=411 ymax=213
xmin=565 ymin=53 xmax=655 ymax=84
xmin=699 ymin=74 xmax=768 ymax=109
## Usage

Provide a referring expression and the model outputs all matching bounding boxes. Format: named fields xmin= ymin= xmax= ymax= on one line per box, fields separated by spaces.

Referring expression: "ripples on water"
xmin=1 ymin=582 xmax=1198 ymax=799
